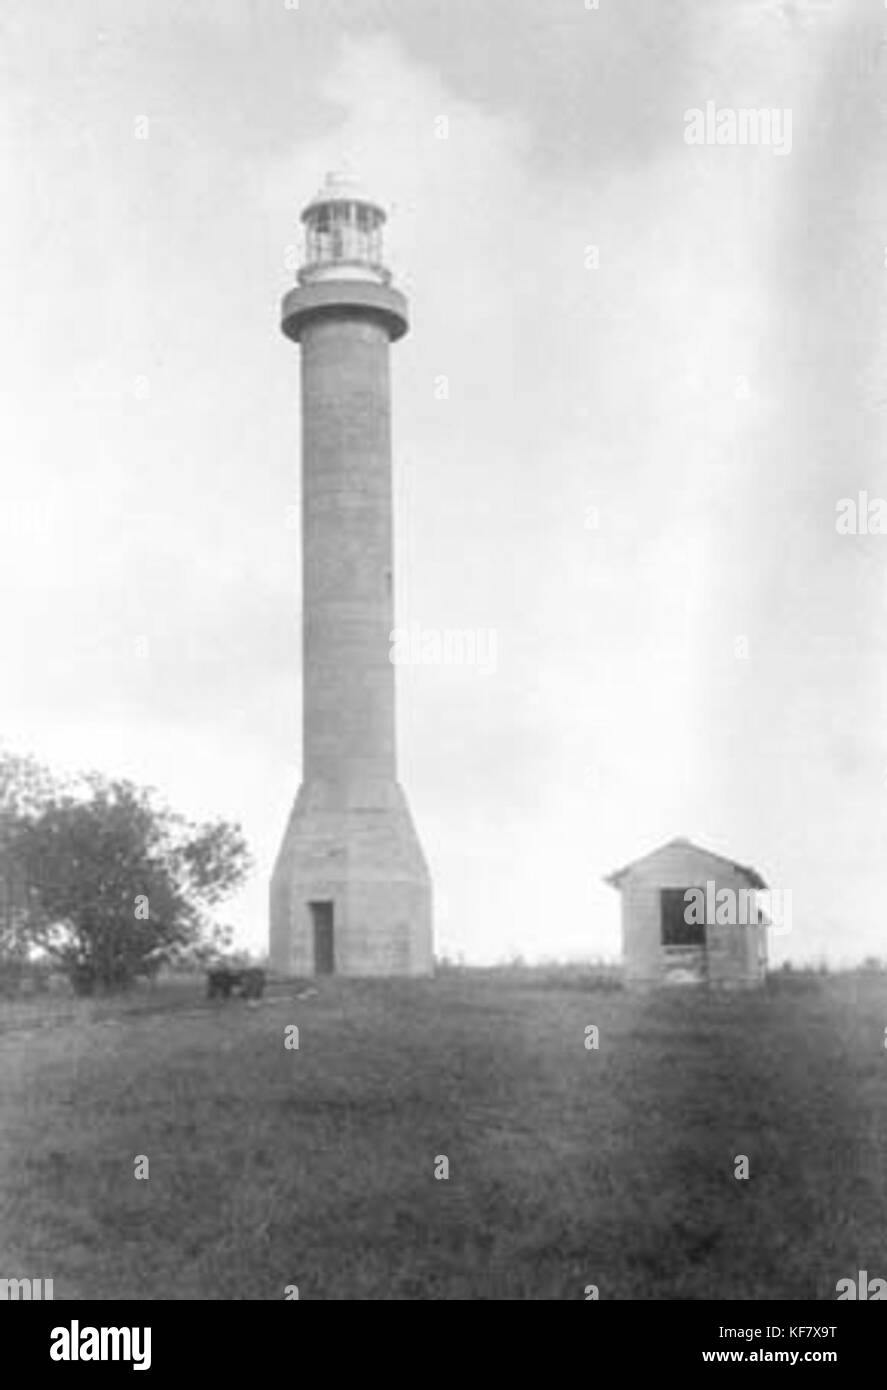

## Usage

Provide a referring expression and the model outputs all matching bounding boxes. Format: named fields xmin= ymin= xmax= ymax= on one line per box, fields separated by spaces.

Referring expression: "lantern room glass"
xmin=304 ymin=201 xmax=384 ymax=271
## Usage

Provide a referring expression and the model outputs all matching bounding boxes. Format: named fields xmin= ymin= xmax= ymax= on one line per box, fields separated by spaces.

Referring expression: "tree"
xmin=0 ymin=751 xmax=251 ymax=993
xmin=0 ymin=751 xmax=55 ymax=985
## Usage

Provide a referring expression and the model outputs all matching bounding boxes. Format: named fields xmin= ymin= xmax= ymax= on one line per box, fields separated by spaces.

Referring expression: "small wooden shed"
xmin=605 ymin=837 xmax=768 ymax=988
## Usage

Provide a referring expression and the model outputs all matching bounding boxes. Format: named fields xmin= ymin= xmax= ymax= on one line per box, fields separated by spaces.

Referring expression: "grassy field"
xmin=1 ymin=966 xmax=885 ymax=1300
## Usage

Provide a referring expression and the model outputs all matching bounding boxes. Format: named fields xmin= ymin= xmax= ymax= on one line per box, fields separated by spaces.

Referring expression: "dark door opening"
xmin=660 ymin=888 xmax=705 ymax=946
xmin=309 ymin=901 xmax=335 ymax=975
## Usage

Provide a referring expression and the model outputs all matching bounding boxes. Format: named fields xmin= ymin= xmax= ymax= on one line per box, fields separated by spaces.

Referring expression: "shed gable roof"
xmin=604 ymin=836 xmax=767 ymax=891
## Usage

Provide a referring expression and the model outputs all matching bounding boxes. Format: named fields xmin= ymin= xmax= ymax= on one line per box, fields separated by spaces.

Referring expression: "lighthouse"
xmin=270 ymin=172 xmax=433 ymax=977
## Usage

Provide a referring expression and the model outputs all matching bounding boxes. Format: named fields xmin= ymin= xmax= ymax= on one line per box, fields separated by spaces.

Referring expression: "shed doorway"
xmin=660 ymin=887 xmax=707 ymax=984
xmin=310 ymin=901 xmax=335 ymax=975
xmin=660 ymin=888 xmax=705 ymax=946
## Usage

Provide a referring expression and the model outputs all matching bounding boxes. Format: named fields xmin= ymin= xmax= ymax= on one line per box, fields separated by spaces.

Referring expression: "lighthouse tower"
xmin=270 ymin=172 xmax=433 ymax=977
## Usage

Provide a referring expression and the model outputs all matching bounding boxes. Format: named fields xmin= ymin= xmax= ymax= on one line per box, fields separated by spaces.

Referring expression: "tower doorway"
xmin=309 ymin=901 xmax=335 ymax=975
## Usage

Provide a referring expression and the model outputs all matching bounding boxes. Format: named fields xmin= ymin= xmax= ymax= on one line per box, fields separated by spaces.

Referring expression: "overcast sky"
xmin=0 ymin=0 xmax=884 ymax=964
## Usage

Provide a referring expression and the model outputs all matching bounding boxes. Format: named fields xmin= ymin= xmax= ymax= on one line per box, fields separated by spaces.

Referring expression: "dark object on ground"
xmin=206 ymin=967 xmax=234 ymax=1000
xmin=72 ymin=961 xmax=96 ymax=996
xmin=237 ymin=968 xmax=266 ymax=1000
xmin=206 ymin=966 xmax=266 ymax=1001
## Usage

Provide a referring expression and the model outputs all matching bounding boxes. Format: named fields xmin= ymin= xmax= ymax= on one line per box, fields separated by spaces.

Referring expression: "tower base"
xmin=270 ymin=780 xmax=433 ymax=977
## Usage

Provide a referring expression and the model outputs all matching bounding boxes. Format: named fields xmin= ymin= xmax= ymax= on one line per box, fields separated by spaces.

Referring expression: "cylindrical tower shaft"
xmin=300 ymin=316 xmax=395 ymax=788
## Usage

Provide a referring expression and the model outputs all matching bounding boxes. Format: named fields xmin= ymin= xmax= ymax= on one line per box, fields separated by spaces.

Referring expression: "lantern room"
xmin=298 ymin=171 xmax=390 ymax=286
